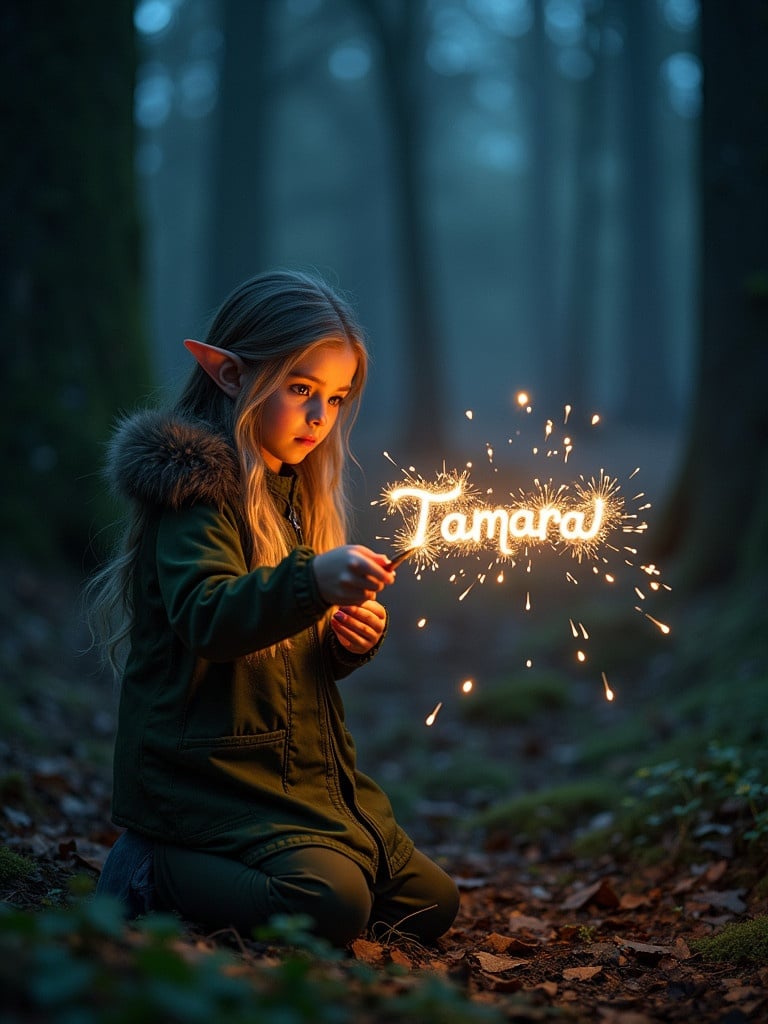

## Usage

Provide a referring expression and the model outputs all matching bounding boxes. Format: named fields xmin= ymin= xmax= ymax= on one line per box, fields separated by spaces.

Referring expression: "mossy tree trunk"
xmin=656 ymin=0 xmax=768 ymax=589
xmin=0 ymin=2 xmax=151 ymax=568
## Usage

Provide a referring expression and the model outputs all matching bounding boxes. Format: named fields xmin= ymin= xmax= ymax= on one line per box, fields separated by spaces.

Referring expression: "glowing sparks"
xmin=378 ymin=400 xmax=671 ymax=705
xmin=602 ymin=672 xmax=615 ymax=701
xmin=425 ymin=701 xmax=442 ymax=727
xmin=643 ymin=613 xmax=671 ymax=635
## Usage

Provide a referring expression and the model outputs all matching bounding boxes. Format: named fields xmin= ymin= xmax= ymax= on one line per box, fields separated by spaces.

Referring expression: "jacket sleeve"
xmin=155 ymin=502 xmax=329 ymax=660
xmin=324 ymin=612 xmax=388 ymax=681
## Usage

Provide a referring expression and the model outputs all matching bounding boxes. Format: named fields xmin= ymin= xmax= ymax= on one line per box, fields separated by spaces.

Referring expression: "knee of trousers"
xmin=269 ymin=863 xmax=372 ymax=947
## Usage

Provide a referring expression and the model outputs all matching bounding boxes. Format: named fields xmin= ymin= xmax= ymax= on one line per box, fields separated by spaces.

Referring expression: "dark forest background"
xmin=2 ymin=0 xmax=766 ymax=591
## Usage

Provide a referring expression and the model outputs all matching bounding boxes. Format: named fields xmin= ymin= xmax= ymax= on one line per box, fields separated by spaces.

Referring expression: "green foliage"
xmin=0 ymin=897 xmax=504 ymax=1024
xmin=690 ymin=916 xmax=768 ymax=966
xmin=0 ymin=847 xmax=36 ymax=885
xmin=572 ymin=741 xmax=768 ymax=862
xmin=623 ymin=742 xmax=768 ymax=847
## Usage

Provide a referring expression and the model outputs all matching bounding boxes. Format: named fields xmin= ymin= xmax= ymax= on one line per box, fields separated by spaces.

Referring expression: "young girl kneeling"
xmin=91 ymin=269 xmax=459 ymax=947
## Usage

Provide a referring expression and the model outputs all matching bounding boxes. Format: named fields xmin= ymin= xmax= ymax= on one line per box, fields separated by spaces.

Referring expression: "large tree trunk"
xmin=619 ymin=0 xmax=675 ymax=423
xmin=656 ymin=0 xmax=768 ymax=587
xmin=207 ymin=0 xmax=272 ymax=307
xmin=355 ymin=0 xmax=445 ymax=454
xmin=0 ymin=2 xmax=150 ymax=566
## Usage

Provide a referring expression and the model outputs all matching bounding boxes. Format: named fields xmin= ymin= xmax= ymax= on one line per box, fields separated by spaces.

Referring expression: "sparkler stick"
xmin=385 ymin=546 xmax=421 ymax=571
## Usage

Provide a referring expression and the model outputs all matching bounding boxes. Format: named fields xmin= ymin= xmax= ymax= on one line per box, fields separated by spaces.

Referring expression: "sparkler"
xmin=385 ymin=546 xmax=421 ymax=571
xmin=376 ymin=395 xmax=672 ymax=720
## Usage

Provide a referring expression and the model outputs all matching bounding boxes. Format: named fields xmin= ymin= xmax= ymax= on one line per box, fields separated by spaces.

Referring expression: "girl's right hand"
xmin=313 ymin=545 xmax=396 ymax=606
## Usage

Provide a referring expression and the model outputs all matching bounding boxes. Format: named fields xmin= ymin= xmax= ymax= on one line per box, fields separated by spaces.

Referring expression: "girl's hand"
xmin=331 ymin=599 xmax=387 ymax=655
xmin=313 ymin=545 xmax=395 ymax=606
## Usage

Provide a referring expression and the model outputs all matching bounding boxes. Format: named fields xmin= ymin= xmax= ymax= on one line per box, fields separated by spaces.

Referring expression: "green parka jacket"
xmin=105 ymin=410 xmax=413 ymax=881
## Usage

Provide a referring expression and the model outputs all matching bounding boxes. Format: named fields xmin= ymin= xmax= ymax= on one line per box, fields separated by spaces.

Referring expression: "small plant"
xmin=0 ymin=895 xmax=506 ymax=1023
xmin=618 ymin=742 xmax=768 ymax=853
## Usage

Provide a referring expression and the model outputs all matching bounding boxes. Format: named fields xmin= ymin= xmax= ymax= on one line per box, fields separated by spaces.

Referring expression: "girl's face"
xmin=259 ymin=341 xmax=359 ymax=472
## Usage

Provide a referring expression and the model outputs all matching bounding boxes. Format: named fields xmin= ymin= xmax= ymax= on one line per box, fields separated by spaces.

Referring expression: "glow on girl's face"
xmin=259 ymin=341 xmax=359 ymax=472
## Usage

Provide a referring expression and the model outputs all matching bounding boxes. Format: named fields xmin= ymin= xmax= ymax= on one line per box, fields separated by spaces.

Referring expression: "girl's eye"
xmin=329 ymin=395 xmax=344 ymax=407
xmin=290 ymin=383 xmax=311 ymax=396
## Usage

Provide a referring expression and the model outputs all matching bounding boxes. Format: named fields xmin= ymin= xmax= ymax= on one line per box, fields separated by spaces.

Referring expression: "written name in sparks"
xmin=382 ymin=469 xmax=628 ymax=564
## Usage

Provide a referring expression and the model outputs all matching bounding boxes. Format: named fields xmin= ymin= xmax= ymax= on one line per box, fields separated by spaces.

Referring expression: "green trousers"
xmin=153 ymin=842 xmax=459 ymax=947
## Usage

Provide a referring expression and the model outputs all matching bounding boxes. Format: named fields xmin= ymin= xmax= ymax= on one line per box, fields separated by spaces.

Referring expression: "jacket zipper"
xmin=287 ymin=491 xmax=389 ymax=872
xmin=288 ymin=504 xmax=303 ymax=544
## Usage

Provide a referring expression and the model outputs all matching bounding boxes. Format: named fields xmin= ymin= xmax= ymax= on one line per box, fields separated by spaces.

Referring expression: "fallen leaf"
xmin=471 ymin=951 xmax=528 ymax=973
xmin=618 ymin=939 xmax=675 ymax=963
xmin=535 ymin=980 xmax=558 ymax=997
xmin=483 ymin=932 xmax=537 ymax=955
xmin=561 ymin=877 xmax=619 ymax=911
xmin=673 ymin=936 xmax=692 ymax=960
xmin=562 ymin=965 xmax=602 ymax=981
xmin=672 ymin=876 xmax=698 ymax=895
xmin=351 ymin=938 xmax=385 ymax=965
xmin=704 ymin=859 xmax=729 ymax=884
xmin=389 ymin=948 xmax=412 ymax=969
xmin=619 ymin=892 xmax=652 ymax=910
xmin=696 ymin=889 xmax=746 ymax=913
xmin=508 ymin=911 xmax=555 ymax=940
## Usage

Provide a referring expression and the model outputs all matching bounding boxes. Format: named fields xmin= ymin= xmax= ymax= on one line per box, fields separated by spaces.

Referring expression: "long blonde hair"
xmin=89 ymin=269 xmax=369 ymax=673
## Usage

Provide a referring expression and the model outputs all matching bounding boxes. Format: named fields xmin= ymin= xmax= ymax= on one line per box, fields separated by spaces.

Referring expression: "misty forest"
xmin=1 ymin=1 xmax=767 ymax=1022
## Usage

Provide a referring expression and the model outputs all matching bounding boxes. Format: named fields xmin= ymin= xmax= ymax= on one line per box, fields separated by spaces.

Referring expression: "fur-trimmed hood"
xmin=106 ymin=409 xmax=241 ymax=511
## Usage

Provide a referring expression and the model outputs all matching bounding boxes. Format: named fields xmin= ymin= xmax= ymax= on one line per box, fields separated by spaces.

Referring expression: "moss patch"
xmin=0 ymin=847 xmax=36 ymax=885
xmin=691 ymin=916 xmax=768 ymax=966
xmin=473 ymin=777 xmax=623 ymax=841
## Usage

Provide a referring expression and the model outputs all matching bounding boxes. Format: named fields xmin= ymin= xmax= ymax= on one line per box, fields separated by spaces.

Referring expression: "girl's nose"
xmin=307 ymin=398 xmax=326 ymax=425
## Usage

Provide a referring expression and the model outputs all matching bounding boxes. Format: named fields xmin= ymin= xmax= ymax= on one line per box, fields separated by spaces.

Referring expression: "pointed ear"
xmin=184 ymin=339 xmax=247 ymax=398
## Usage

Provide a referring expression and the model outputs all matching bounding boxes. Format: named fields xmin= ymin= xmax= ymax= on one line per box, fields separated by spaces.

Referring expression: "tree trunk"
xmin=619 ymin=0 xmax=675 ymax=423
xmin=656 ymin=0 xmax=768 ymax=587
xmin=356 ymin=0 xmax=445 ymax=454
xmin=207 ymin=0 xmax=272 ymax=307
xmin=0 ymin=1 xmax=150 ymax=566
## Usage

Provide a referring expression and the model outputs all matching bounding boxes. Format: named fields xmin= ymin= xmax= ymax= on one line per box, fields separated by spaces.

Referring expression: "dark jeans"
xmin=97 ymin=830 xmax=459 ymax=947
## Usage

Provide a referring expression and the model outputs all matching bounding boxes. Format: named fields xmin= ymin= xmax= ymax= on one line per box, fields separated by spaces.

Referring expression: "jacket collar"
xmin=106 ymin=409 xmax=241 ymax=511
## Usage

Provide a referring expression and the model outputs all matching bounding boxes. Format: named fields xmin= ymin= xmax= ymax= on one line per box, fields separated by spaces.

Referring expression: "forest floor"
xmin=1 ymin=539 xmax=767 ymax=1022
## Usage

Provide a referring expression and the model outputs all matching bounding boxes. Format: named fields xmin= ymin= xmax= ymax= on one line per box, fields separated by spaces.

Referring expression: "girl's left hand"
xmin=331 ymin=599 xmax=387 ymax=655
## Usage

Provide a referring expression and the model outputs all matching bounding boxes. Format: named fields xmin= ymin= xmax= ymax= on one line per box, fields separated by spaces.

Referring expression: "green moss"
xmin=691 ymin=916 xmax=768 ymax=965
xmin=0 ymin=846 xmax=36 ymax=885
xmin=462 ymin=669 xmax=571 ymax=724
xmin=473 ymin=777 xmax=622 ymax=840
